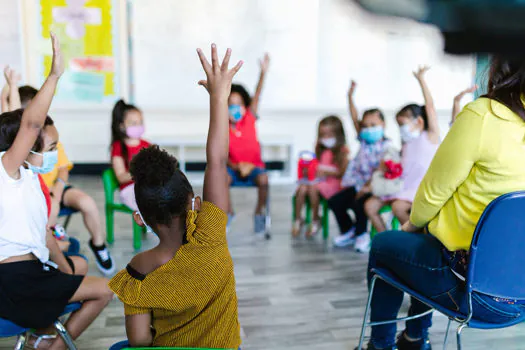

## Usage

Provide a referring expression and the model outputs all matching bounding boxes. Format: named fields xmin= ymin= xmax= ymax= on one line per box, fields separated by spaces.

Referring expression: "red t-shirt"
xmin=38 ymin=174 xmax=51 ymax=218
xmin=111 ymin=139 xmax=151 ymax=190
xmin=228 ymin=109 xmax=264 ymax=168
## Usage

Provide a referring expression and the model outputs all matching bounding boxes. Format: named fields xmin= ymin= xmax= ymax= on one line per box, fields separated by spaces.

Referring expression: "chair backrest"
xmin=102 ymin=168 xmax=119 ymax=204
xmin=468 ymin=191 xmax=525 ymax=299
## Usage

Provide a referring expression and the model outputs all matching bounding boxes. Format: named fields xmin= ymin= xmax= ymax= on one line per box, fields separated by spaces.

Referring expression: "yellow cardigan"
xmin=411 ymin=97 xmax=525 ymax=251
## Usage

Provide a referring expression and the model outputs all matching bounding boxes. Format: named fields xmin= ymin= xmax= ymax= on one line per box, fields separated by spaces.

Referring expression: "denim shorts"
xmin=227 ymin=167 xmax=266 ymax=187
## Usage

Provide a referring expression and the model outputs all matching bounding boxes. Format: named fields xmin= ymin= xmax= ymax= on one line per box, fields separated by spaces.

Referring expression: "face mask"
xmin=126 ymin=125 xmax=145 ymax=139
xmin=25 ymin=150 xmax=58 ymax=174
xmin=229 ymin=104 xmax=243 ymax=123
xmin=360 ymin=126 xmax=384 ymax=144
xmin=320 ymin=137 xmax=337 ymax=148
xmin=400 ymin=123 xmax=421 ymax=143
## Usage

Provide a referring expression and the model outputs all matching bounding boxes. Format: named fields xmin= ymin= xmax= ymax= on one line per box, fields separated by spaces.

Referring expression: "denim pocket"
xmin=471 ymin=293 xmax=522 ymax=324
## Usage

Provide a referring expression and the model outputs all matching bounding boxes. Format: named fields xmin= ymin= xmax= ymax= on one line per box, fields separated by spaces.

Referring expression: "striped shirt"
xmin=109 ymin=201 xmax=241 ymax=348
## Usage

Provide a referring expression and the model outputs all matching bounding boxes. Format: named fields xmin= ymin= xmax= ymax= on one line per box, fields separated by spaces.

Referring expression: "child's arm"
xmin=112 ymin=156 xmax=133 ymax=184
xmin=1 ymin=83 xmax=8 ymax=113
xmin=197 ymin=44 xmax=243 ymax=212
xmin=451 ymin=85 xmax=477 ymax=124
xmin=126 ymin=314 xmax=153 ymax=347
xmin=2 ymin=33 xmax=63 ymax=177
xmin=348 ymin=80 xmax=360 ymax=134
xmin=46 ymin=228 xmax=73 ymax=274
xmin=413 ymin=66 xmax=439 ymax=143
xmin=4 ymin=67 xmax=21 ymax=111
xmin=250 ymin=53 xmax=269 ymax=115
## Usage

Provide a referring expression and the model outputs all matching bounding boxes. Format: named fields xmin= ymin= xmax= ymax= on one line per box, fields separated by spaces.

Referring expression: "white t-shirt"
xmin=0 ymin=152 xmax=49 ymax=262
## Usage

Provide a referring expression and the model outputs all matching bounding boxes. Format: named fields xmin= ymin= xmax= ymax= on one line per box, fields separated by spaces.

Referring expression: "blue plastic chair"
xmin=358 ymin=191 xmax=525 ymax=350
xmin=0 ymin=302 xmax=81 ymax=350
xmin=59 ymin=206 xmax=79 ymax=230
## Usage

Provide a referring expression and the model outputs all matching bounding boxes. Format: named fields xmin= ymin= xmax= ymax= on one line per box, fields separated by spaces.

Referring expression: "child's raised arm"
xmin=348 ymin=80 xmax=360 ymax=134
xmin=413 ymin=66 xmax=439 ymax=143
xmin=1 ymin=83 xmax=8 ymax=113
xmin=4 ymin=67 xmax=21 ymax=111
xmin=250 ymin=53 xmax=269 ymax=115
xmin=451 ymin=85 xmax=477 ymax=124
xmin=2 ymin=33 xmax=64 ymax=177
xmin=197 ymin=44 xmax=242 ymax=213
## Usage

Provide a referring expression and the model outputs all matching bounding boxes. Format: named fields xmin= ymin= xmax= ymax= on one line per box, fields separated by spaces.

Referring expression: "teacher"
xmin=362 ymin=56 xmax=525 ymax=350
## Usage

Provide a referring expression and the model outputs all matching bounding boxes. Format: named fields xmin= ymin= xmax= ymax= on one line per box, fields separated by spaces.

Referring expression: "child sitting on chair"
xmin=110 ymin=99 xmax=151 ymax=211
xmin=109 ymin=44 xmax=242 ymax=349
xmin=293 ymin=116 xmax=348 ymax=237
xmin=2 ymin=82 xmax=115 ymax=275
xmin=227 ymin=53 xmax=270 ymax=235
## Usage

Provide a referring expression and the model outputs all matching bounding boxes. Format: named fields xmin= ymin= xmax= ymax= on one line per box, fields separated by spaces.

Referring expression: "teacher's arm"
xmin=409 ymin=106 xmax=484 ymax=230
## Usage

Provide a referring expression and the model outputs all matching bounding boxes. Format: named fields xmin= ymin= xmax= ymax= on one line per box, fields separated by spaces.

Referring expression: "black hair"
xmin=363 ymin=108 xmax=385 ymax=121
xmin=396 ymin=103 xmax=429 ymax=130
xmin=0 ymin=109 xmax=54 ymax=153
xmin=486 ymin=55 xmax=525 ymax=121
xmin=230 ymin=84 xmax=252 ymax=107
xmin=111 ymin=99 xmax=140 ymax=167
xmin=315 ymin=115 xmax=347 ymax=169
xmin=130 ymin=145 xmax=193 ymax=232
xmin=18 ymin=86 xmax=39 ymax=108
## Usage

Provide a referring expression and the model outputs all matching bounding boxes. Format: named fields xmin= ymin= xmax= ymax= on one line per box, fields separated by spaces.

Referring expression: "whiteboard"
xmin=130 ymin=0 xmax=319 ymax=109
xmin=130 ymin=0 xmax=474 ymax=111
xmin=0 ymin=0 xmax=24 ymax=77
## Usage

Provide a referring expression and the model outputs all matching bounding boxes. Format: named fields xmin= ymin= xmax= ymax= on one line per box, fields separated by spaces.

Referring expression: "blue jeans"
xmin=368 ymin=231 xmax=525 ymax=348
xmin=228 ymin=166 xmax=266 ymax=187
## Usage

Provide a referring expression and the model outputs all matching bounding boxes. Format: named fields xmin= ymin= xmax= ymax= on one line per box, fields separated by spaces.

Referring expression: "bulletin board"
xmin=35 ymin=0 xmax=121 ymax=104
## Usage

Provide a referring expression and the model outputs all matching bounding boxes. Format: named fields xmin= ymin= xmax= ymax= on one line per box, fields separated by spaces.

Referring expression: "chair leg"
xmin=358 ymin=275 xmax=378 ymax=350
xmin=305 ymin=198 xmax=312 ymax=224
xmin=54 ymin=320 xmax=77 ymax=350
xmin=322 ymin=199 xmax=329 ymax=240
xmin=63 ymin=215 xmax=72 ymax=230
xmin=456 ymin=323 xmax=467 ymax=350
xmin=14 ymin=333 xmax=26 ymax=350
xmin=443 ymin=318 xmax=452 ymax=350
xmin=106 ymin=207 xmax=115 ymax=245
xmin=133 ymin=220 xmax=142 ymax=251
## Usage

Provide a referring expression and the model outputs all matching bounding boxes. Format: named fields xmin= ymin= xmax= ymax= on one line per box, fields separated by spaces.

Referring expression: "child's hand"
xmin=197 ymin=44 xmax=243 ymax=99
xmin=239 ymin=162 xmax=255 ymax=178
xmin=3 ymin=66 xmax=20 ymax=86
xmin=413 ymin=65 xmax=430 ymax=81
xmin=49 ymin=32 xmax=64 ymax=78
xmin=260 ymin=53 xmax=270 ymax=73
xmin=348 ymin=80 xmax=357 ymax=97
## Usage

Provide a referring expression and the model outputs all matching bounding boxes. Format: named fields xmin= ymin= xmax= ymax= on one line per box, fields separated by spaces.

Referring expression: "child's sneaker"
xmin=89 ymin=240 xmax=115 ymax=276
xmin=292 ymin=219 xmax=302 ymax=237
xmin=307 ymin=220 xmax=321 ymax=238
xmin=254 ymin=214 xmax=266 ymax=236
xmin=355 ymin=232 xmax=371 ymax=253
xmin=333 ymin=228 xmax=356 ymax=247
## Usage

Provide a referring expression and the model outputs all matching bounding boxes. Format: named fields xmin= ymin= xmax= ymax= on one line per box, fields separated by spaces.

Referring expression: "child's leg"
xmin=307 ymin=185 xmax=321 ymax=221
xmin=68 ymin=256 xmax=88 ymax=276
xmin=327 ymin=187 xmax=356 ymax=234
xmin=49 ymin=276 xmax=113 ymax=350
xmin=63 ymin=188 xmax=105 ymax=246
xmin=294 ymin=185 xmax=308 ymax=220
xmin=254 ymin=172 xmax=269 ymax=215
xmin=365 ymin=196 xmax=387 ymax=233
xmin=391 ymin=200 xmax=412 ymax=225
xmin=353 ymin=193 xmax=372 ymax=236
xmin=119 ymin=184 xmax=138 ymax=211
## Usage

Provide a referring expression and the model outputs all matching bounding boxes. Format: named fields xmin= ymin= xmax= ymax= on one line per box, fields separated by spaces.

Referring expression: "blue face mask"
xmin=26 ymin=150 xmax=58 ymax=174
xmin=360 ymin=126 xmax=384 ymax=144
xmin=229 ymin=104 xmax=243 ymax=123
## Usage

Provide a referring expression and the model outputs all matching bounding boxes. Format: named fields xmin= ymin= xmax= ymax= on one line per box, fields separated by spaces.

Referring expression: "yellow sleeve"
xmin=124 ymin=303 xmax=150 ymax=316
xmin=56 ymin=142 xmax=73 ymax=170
xmin=410 ymin=105 xmax=484 ymax=227
xmin=189 ymin=201 xmax=228 ymax=245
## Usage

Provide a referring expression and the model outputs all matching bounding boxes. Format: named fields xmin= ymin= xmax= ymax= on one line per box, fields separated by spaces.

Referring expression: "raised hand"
xmin=3 ymin=66 xmax=20 ymax=86
xmin=197 ymin=44 xmax=243 ymax=98
xmin=50 ymin=32 xmax=64 ymax=78
xmin=259 ymin=53 xmax=270 ymax=73
xmin=348 ymin=80 xmax=357 ymax=97
xmin=413 ymin=65 xmax=430 ymax=80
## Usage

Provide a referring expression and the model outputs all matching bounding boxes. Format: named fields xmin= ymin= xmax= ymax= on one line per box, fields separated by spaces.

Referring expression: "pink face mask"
xmin=126 ymin=125 xmax=145 ymax=139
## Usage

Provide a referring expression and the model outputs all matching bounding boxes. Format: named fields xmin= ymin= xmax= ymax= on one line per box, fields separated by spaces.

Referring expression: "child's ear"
xmin=133 ymin=212 xmax=145 ymax=227
xmin=194 ymin=196 xmax=202 ymax=211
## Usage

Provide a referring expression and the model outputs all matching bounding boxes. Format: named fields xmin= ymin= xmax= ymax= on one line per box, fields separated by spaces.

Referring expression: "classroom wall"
xmin=18 ymin=0 xmax=475 ymax=181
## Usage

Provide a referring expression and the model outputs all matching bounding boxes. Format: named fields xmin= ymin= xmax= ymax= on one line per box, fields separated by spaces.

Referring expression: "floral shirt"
xmin=342 ymin=138 xmax=392 ymax=191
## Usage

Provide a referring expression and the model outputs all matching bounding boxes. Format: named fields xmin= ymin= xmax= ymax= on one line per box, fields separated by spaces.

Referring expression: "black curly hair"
xmin=0 ymin=109 xmax=54 ymax=153
xmin=130 ymin=145 xmax=193 ymax=232
xmin=230 ymin=84 xmax=252 ymax=107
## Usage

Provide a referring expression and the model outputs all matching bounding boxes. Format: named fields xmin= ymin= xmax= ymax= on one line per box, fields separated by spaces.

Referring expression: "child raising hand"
xmin=109 ymin=45 xmax=243 ymax=349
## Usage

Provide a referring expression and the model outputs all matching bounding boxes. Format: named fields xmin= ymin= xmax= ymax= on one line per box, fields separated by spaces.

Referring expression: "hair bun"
xmin=130 ymin=145 xmax=178 ymax=187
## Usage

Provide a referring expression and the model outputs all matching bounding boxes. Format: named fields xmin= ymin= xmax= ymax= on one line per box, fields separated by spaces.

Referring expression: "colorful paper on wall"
xmin=39 ymin=0 xmax=118 ymax=103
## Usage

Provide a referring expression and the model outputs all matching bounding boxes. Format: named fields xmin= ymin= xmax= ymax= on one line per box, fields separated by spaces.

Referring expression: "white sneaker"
xmin=355 ymin=232 xmax=371 ymax=253
xmin=333 ymin=228 xmax=356 ymax=247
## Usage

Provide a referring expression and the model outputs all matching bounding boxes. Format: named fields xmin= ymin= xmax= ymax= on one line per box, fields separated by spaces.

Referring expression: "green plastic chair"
xmin=103 ymin=168 xmax=145 ymax=251
xmin=291 ymin=195 xmax=330 ymax=239
xmin=370 ymin=205 xmax=401 ymax=239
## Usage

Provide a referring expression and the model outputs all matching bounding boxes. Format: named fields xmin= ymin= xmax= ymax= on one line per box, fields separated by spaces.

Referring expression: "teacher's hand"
xmin=401 ymin=221 xmax=422 ymax=233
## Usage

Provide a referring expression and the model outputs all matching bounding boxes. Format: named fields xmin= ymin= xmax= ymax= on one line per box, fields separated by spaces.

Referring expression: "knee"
xmin=256 ymin=173 xmax=269 ymax=187
xmin=296 ymin=185 xmax=307 ymax=196
xmin=391 ymin=200 xmax=411 ymax=216
xmin=99 ymin=281 xmax=114 ymax=305
xmin=364 ymin=198 xmax=379 ymax=216
xmin=77 ymin=194 xmax=99 ymax=215
xmin=73 ymin=258 xmax=88 ymax=276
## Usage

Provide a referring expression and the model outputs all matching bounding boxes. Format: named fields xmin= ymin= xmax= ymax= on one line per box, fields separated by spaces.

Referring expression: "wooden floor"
xmin=1 ymin=176 xmax=525 ymax=349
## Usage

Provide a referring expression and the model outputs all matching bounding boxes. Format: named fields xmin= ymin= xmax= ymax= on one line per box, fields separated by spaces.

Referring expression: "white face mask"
xmin=320 ymin=137 xmax=337 ymax=148
xmin=400 ymin=123 xmax=421 ymax=143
